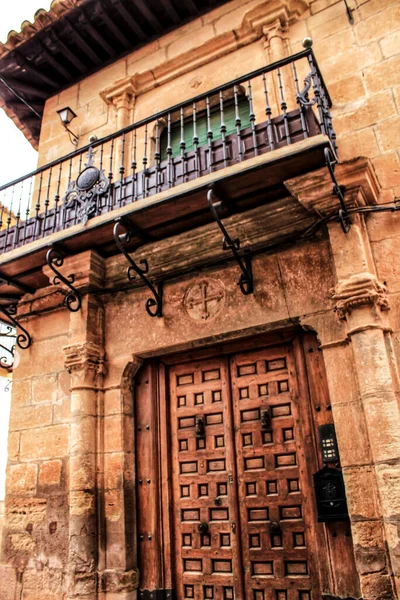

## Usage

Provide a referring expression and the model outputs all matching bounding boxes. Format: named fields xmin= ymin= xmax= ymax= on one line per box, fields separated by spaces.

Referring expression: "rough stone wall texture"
xmin=1 ymin=0 xmax=400 ymax=599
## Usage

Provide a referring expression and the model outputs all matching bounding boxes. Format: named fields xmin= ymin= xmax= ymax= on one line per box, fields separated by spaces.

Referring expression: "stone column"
xmin=328 ymin=216 xmax=400 ymax=600
xmin=43 ymin=250 xmax=106 ymax=599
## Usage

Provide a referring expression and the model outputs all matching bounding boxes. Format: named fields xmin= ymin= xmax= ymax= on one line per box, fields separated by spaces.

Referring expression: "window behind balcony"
xmin=160 ymin=96 xmax=251 ymax=161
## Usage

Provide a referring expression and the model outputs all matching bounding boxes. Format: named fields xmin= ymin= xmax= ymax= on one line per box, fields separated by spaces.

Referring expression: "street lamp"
xmin=56 ymin=106 xmax=79 ymax=146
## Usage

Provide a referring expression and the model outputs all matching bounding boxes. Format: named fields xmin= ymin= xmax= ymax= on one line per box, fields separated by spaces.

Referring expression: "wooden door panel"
xmin=169 ymin=358 xmax=244 ymax=600
xmin=230 ymin=345 xmax=321 ymax=600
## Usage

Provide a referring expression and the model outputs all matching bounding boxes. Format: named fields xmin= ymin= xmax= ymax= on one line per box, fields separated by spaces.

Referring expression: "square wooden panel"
xmin=251 ymin=561 xmax=274 ymax=576
xmin=249 ymin=533 xmax=261 ymax=548
xmin=293 ymin=532 xmax=306 ymax=548
xmin=198 ymin=484 xmax=208 ymax=497
xmin=266 ymin=480 xmax=278 ymax=495
xmin=182 ymin=533 xmax=192 ymax=547
xmin=239 ymin=387 xmax=249 ymax=399
xmin=179 ymin=416 xmax=196 ymax=429
xmin=184 ymin=558 xmax=203 ymax=572
xmin=246 ymin=482 xmax=257 ymax=496
xmin=258 ymin=383 xmax=269 ymax=396
xmin=207 ymin=459 xmax=226 ymax=472
xmin=203 ymin=586 xmax=214 ymax=599
xmin=210 ymin=507 xmax=230 ymax=521
xmin=244 ymin=456 xmax=264 ymax=471
xmin=180 ymin=461 xmax=198 ymax=475
xmin=275 ymin=453 xmax=297 ymax=468
xmin=283 ymin=427 xmax=294 ymax=442
xmin=195 ymin=392 xmax=204 ymax=405
xmin=224 ymin=587 xmax=234 ymax=599
xmin=179 ymin=439 xmax=189 ymax=451
xmin=197 ymin=438 xmax=206 ymax=450
xmin=212 ymin=390 xmax=222 ymax=402
xmin=237 ymin=363 xmax=257 ymax=377
xmin=288 ymin=478 xmax=300 ymax=493
xmin=184 ymin=584 xmax=195 ymax=598
xmin=203 ymin=368 xmax=221 ymax=382
xmin=212 ymin=559 xmax=233 ymax=573
xmin=220 ymin=533 xmax=231 ymax=547
xmin=178 ymin=395 xmax=187 ymax=407
xmin=215 ymin=435 xmax=225 ymax=448
xmin=248 ymin=507 xmax=269 ymax=522
xmin=180 ymin=484 xmax=190 ymax=498
xmin=285 ymin=561 xmax=308 ymax=576
xmin=253 ymin=591 xmax=264 ymax=600
xmin=182 ymin=508 xmax=200 ymax=522
xmin=262 ymin=430 xmax=273 ymax=444
xmin=276 ymin=592 xmax=288 ymax=600
xmin=280 ymin=505 xmax=302 ymax=520
xmin=201 ymin=534 xmax=211 ymax=547
xmin=278 ymin=379 xmax=289 ymax=393
xmin=266 ymin=357 xmax=287 ymax=372
xmin=271 ymin=533 xmax=283 ymax=548
xmin=299 ymin=592 xmax=311 ymax=600
xmin=243 ymin=433 xmax=253 ymax=447
xmin=217 ymin=482 xmax=228 ymax=496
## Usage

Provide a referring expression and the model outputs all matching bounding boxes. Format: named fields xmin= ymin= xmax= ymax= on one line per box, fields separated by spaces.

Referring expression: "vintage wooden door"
xmin=169 ymin=343 xmax=324 ymax=600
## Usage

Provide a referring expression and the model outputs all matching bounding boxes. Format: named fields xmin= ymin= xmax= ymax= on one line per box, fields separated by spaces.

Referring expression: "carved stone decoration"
xmin=331 ymin=272 xmax=390 ymax=319
xmin=184 ymin=279 xmax=225 ymax=321
xmin=63 ymin=341 xmax=106 ymax=381
xmin=63 ymin=146 xmax=109 ymax=225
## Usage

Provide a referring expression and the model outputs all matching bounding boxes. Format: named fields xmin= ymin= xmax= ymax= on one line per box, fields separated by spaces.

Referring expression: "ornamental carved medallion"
xmin=184 ymin=279 xmax=225 ymax=321
xmin=63 ymin=146 xmax=109 ymax=225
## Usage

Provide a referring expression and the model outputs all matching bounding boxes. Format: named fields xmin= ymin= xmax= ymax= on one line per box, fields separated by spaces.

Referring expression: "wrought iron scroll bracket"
xmin=113 ymin=218 xmax=163 ymax=318
xmin=46 ymin=246 xmax=82 ymax=312
xmin=207 ymin=186 xmax=253 ymax=295
xmin=0 ymin=304 xmax=31 ymax=351
xmin=324 ymin=147 xmax=351 ymax=234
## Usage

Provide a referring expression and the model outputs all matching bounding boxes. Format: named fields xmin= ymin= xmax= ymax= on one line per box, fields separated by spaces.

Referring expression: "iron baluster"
xmin=166 ymin=112 xmax=173 ymax=188
xmin=233 ymin=85 xmax=244 ymax=162
xmin=180 ymin=108 xmax=187 ymax=183
xmin=324 ymin=147 xmax=350 ymax=233
xmin=119 ymin=132 xmax=126 ymax=206
xmin=108 ymin=138 xmax=115 ymax=209
xmin=277 ymin=68 xmax=291 ymax=145
xmin=42 ymin=167 xmax=53 ymax=235
xmin=46 ymin=246 xmax=82 ymax=312
xmin=34 ymin=171 xmax=43 ymax=237
xmin=206 ymin=96 xmax=214 ymax=172
xmin=13 ymin=181 xmax=23 ymax=249
xmin=132 ymin=129 xmax=138 ymax=200
xmin=292 ymin=61 xmax=308 ymax=140
xmin=23 ymin=177 xmax=33 ymax=245
xmin=154 ymin=119 xmax=161 ymax=194
xmin=0 ymin=200 xmax=5 ymax=253
xmin=247 ymin=80 xmax=258 ymax=156
xmin=53 ymin=162 xmax=63 ymax=233
xmin=207 ymin=185 xmax=253 ymax=295
xmin=192 ymin=103 xmax=200 ymax=177
xmin=219 ymin=91 xmax=228 ymax=168
xmin=262 ymin=72 xmax=275 ymax=151
xmin=113 ymin=218 xmax=163 ymax=317
xmin=143 ymin=124 xmax=149 ymax=198
xmin=0 ymin=304 xmax=32 ymax=350
xmin=4 ymin=185 xmax=15 ymax=252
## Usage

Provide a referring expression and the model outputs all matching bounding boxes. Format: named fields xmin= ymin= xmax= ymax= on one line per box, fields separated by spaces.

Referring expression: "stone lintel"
xmin=285 ymin=157 xmax=381 ymax=216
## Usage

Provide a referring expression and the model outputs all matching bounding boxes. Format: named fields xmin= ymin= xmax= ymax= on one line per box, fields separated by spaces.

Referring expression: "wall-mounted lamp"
xmin=57 ymin=106 xmax=79 ymax=146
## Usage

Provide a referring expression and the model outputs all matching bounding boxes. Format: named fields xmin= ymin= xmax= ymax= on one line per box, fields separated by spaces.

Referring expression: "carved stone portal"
xmin=184 ymin=279 xmax=225 ymax=321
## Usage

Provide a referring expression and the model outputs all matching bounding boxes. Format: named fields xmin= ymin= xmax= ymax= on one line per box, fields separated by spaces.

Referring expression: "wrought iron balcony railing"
xmin=0 ymin=44 xmax=335 ymax=256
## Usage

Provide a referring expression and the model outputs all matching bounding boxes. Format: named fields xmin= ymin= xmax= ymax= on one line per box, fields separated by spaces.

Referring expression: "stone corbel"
xmin=285 ymin=157 xmax=381 ymax=217
xmin=331 ymin=272 xmax=389 ymax=320
xmin=242 ymin=0 xmax=309 ymax=39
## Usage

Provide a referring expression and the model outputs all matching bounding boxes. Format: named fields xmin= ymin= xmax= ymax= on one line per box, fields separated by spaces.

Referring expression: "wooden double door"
xmin=169 ymin=344 xmax=320 ymax=600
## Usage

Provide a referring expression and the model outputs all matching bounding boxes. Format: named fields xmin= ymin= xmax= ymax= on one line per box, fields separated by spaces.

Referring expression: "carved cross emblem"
xmin=185 ymin=279 xmax=225 ymax=321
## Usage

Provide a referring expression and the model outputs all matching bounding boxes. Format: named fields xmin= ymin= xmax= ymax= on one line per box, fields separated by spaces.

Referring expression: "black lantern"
xmin=56 ymin=106 xmax=79 ymax=145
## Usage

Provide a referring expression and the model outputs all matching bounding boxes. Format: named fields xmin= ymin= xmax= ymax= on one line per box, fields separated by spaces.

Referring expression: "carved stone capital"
xmin=243 ymin=0 xmax=309 ymax=37
xmin=98 ymin=568 xmax=139 ymax=593
xmin=64 ymin=341 xmax=105 ymax=376
xmin=100 ymin=76 xmax=138 ymax=108
xmin=331 ymin=273 xmax=389 ymax=319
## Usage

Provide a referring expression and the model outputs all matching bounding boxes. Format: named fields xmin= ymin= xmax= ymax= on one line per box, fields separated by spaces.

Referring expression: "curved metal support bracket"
xmin=207 ymin=186 xmax=253 ymax=295
xmin=0 ymin=305 xmax=31 ymax=351
xmin=324 ymin=147 xmax=351 ymax=234
xmin=113 ymin=218 xmax=163 ymax=318
xmin=0 ymin=342 xmax=15 ymax=371
xmin=46 ymin=246 xmax=82 ymax=312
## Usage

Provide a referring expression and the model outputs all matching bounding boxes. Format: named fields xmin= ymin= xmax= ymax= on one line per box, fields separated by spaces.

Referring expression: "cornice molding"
xmin=100 ymin=0 xmax=309 ymax=106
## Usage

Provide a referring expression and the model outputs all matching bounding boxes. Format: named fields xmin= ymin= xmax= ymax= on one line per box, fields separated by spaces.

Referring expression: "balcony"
xmin=0 ymin=44 xmax=336 ymax=307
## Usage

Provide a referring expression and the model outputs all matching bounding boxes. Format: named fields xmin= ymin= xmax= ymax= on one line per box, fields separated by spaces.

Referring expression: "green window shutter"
xmin=161 ymin=96 xmax=250 ymax=160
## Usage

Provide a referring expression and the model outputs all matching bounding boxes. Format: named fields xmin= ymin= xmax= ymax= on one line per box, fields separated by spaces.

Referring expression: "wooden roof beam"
xmin=112 ymin=0 xmax=147 ymax=41
xmin=79 ymin=9 xmax=116 ymax=58
xmin=65 ymin=19 xmax=103 ymax=66
xmin=38 ymin=40 xmax=74 ymax=82
xmin=159 ymin=0 xmax=180 ymax=23
xmin=14 ymin=51 xmax=59 ymax=90
xmin=134 ymin=0 xmax=164 ymax=33
xmin=47 ymin=30 xmax=87 ymax=74
xmin=97 ymin=2 xmax=132 ymax=49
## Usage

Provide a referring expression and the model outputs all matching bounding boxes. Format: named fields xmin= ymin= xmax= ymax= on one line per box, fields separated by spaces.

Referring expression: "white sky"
xmin=0 ymin=2 xmax=53 ymax=498
xmin=0 ymin=2 xmax=54 ymax=186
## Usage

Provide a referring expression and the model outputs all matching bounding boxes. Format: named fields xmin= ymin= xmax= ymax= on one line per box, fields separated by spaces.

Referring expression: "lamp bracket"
xmin=324 ymin=147 xmax=351 ymax=234
xmin=46 ymin=246 xmax=82 ymax=312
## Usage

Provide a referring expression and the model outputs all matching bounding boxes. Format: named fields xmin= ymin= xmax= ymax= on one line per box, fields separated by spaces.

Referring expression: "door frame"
xmin=134 ymin=328 xmax=358 ymax=598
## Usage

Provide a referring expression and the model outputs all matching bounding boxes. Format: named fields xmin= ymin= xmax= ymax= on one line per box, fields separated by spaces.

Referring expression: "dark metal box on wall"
xmin=313 ymin=466 xmax=349 ymax=522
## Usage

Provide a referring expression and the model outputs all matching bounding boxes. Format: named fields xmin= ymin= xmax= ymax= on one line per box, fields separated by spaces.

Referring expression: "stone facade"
xmin=1 ymin=0 xmax=400 ymax=599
